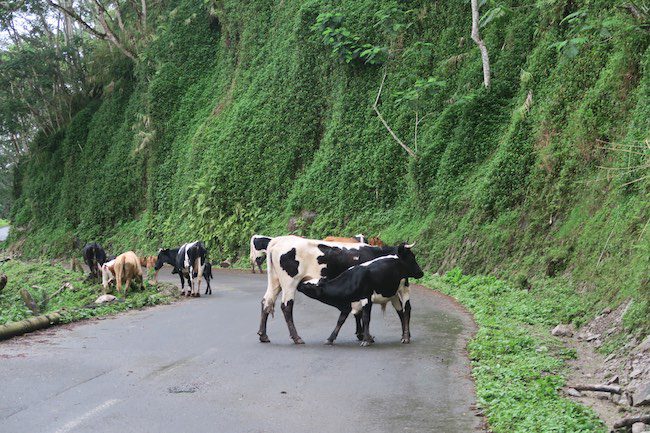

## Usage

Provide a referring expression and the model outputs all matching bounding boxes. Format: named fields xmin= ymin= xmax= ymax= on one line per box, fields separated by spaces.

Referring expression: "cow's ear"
xmin=397 ymin=243 xmax=406 ymax=257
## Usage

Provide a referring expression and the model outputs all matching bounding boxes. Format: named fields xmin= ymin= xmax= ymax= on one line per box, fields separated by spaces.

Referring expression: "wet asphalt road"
xmin=0 ymin=268 xmax=480 ymax=433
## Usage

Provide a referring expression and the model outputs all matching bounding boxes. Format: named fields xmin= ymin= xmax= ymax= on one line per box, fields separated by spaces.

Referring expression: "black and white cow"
xmin=203 ymin=261 xmax=213 ymax=295
xmin=154 ymin=241 xmax=207 ymax=297
xmin=82 ymin=242 xmax=107 ymax=280
xmin=298 ymin=247 xmax=423 ymax=346
xmin=257 ymin=235 xmax=419 ymax=344
xmin=249 ymin=235 xmax=272 ymax=273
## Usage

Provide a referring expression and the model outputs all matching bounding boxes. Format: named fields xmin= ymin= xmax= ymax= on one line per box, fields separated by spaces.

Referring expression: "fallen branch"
xmin=0 ymin=312 xmax=62 ymax=341
xmin=50 ymin=282 xmax=72 ymax=299
xmin=372 ymin=70 xmax=417 ymax=158
xmin=613 ymin=414 xmax=650 ymax=429
xmin=569 ymin=384 xmax=622 ymax=394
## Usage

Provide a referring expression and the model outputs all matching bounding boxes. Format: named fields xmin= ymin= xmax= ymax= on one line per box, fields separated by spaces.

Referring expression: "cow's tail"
xmin=265 ymin=252 xmax=277 ymax=318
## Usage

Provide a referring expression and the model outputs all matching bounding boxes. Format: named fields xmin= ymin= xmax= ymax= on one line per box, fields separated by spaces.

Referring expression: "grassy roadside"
xmin=0 ymin=260 xmax=177 ymax=326
xmin=0 ymin=219 xmax=9 ymax=228
xmin=425 ymin=269 xmax=606 ymax=433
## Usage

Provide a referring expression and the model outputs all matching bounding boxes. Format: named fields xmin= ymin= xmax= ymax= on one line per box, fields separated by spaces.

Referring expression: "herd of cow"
xmin=82 ymin=233 xmax=425 ymax=347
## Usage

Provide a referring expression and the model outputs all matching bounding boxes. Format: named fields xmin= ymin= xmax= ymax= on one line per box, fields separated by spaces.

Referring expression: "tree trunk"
xmin=470 ymin=0 xmax=491 ymax=88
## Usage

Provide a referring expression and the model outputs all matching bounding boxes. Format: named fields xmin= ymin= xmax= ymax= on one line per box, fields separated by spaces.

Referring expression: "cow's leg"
xmin=124 ymin=277 xmax=131 ymax=297
xmin=354 ymin=311 xmax=363 ymax=341
xmin=179 ymin=273 xmax=186 ymax=296
xmin=256 ymin=257 xmax=264 ymax=273
xmin=390 ymin=296 xmax=408 ymax=343
xmin=251 ymin=258 xmax=256 ymax=274
xmin=195 ymin=259 xmax=202 ymax=297
xmin=258 ymin=258 xmax=281 ymax=343
xmin=115 ymin=266 xmax=123 ymax=296
xmin=278 ymin=277 xmax=303 ymax=344
xmin=326 ymin=308 xmax=351 ymax=345
xmin=280 ymin=296 xmax=303 ymax=344
xmin=360 ymin=300 xmax=374 ymax=347
xmin=402 ymin=300 xmax=412 ymax=344
xmin=187 ymin=272 xmax=194 ymax=297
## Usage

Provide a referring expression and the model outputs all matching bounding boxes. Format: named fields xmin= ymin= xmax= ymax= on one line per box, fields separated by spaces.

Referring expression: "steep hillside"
xmin=10 ymin=0 xmax=649 ymax=336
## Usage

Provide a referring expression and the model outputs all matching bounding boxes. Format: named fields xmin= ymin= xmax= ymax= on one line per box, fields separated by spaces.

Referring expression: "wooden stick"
xmin=597 ymin=226 xmax=616 ymax=266
xmin=372 ymin=70 xmax=417 ymax=158
xmin=568 ymin=384 xmax=622 ymax=394
xmin=613 ymin=414 xmax=650 ymax=429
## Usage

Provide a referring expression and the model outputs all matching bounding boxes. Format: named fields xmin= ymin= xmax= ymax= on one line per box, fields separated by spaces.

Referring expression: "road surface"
xmin=0 ymin=268 xmax=480 ymax=433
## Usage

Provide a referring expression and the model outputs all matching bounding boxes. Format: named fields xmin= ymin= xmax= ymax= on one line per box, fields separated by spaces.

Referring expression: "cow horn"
xmin=405 ymin=242 xmax=416 ymax=249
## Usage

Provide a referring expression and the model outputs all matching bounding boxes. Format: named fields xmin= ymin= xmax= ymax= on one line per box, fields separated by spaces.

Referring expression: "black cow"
xmin=297 ymin=244 xmax=423 ymax=346
xmin=154 ymin=241 xmax=207 ymax=297
xmin=203 ymin=262 xmax=213 ymax=295
xmin=82 ymin=242 xmax=107 ymax=280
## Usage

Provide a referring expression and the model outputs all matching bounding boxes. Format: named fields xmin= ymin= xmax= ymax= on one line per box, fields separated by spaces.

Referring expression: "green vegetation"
xmin=0 ymin=219 xmax=9 ymax=228
xmin=428 ymin=270 xmax=605 ymax=433
xmin=0 ymin=260 xmax=176 ymax=325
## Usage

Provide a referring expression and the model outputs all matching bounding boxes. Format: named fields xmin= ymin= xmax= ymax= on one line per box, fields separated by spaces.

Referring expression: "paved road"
xmin=0 ymin=268 xmax=480 ymax=433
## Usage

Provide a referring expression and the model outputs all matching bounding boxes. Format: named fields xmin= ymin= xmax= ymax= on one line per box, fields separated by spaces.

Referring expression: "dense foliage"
xmin=430 ymin=270 xmax=605 ymax=433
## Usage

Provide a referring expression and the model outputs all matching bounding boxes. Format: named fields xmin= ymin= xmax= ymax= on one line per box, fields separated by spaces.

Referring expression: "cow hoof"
xmin=259 ymin=334 xmax=270 ymax=343
xmin=360 ymin=341 xmax=372 ymax=347
xmin=195 ymin=293 xmax=201 ymax=298
xmin=401 ymin=338 xmax=411 ymax=344
xmin=356 ymin=334 xmax=363 ymax=341
xmin=293 ymin=338 xmax=305 ymax=345
xmin=324 ymin=340 xmax=334 ymax=346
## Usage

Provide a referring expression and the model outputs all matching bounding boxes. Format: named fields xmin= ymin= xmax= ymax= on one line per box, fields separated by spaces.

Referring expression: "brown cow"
xmin=139 ymin=255 xmax=156 ymax=271
xmin=322 ymin=234 xmax=385 ymax=246
xmin=101 ymin=251 xmax=143 ymax=296
xmin=323 ymin=234 xmax=366 ymax=244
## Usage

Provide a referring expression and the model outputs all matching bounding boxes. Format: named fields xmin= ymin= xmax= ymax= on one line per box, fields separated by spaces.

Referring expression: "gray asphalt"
xmin=0 ymin=267 xmax=480 ymax=433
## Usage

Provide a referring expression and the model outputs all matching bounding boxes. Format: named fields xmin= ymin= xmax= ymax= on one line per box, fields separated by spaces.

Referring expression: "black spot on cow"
xmin=280 ymin=248 xmax=299 ymax=277
xmin=253 ymin=236 xmax=271 ymax=251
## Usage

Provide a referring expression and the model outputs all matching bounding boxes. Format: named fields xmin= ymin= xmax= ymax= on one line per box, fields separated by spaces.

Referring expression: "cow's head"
xmin=154 ymin=248 xmax=170 ymax=271
xmin=397 ymin=243 xmax=424 ymax=279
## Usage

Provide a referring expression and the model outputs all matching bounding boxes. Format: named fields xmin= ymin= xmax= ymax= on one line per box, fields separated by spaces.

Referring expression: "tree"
xmin=47 ymin=0 xmax=149 ymax=61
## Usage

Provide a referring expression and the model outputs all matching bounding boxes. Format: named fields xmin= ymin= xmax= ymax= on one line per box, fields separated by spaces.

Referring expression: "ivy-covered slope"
xmin=10 ymin=0 xmax=649 ymax=331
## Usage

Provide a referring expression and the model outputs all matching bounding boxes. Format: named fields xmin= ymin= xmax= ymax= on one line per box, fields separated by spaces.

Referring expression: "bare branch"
xmin=470 ymin=0 xmax=491 ymax=88
xmin=372 ymin=70 xmax=417 ymax=158
xmin=94 ymin=2 xmax=137 ymax=60
xmin=47 ymin=0 xmax=108 ymax=40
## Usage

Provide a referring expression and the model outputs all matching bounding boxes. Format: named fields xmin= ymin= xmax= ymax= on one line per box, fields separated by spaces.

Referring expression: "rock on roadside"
xmin=95 ymin=294 xmax=117 ymax=304
xmin=552 ymin=324 xmax=575 ymax=337
xmin=634 ymin=381 xmax=650 ymax=407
